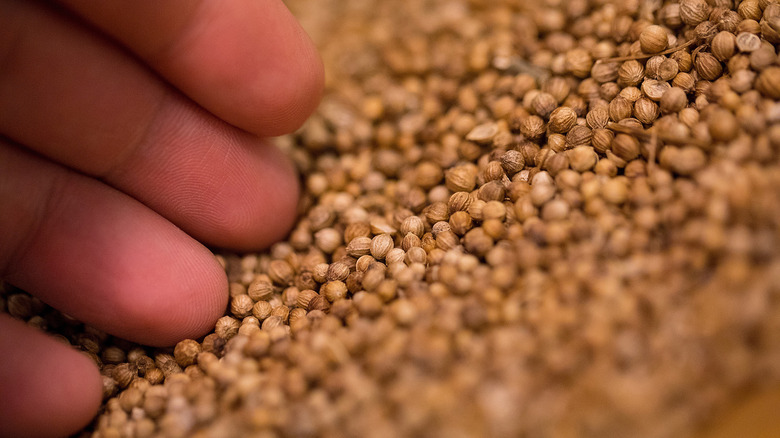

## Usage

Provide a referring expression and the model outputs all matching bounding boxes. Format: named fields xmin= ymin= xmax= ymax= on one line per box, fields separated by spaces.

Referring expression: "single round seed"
xmin=639 ymin=25 xmax=669 ymax=53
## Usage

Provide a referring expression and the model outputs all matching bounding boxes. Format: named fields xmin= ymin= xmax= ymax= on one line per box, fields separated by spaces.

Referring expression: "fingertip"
xmin=247 ymin=34 xmax=325 ymax=136
xmin=159 ymin=0 xmax=325 ymax=137
xmin=99 ymin=233 xmax=229 ymax=346
xmin=198 ymin=140 xmax=302 ymax=252
xmin=0 ymin=315 xmax=102 ymax=438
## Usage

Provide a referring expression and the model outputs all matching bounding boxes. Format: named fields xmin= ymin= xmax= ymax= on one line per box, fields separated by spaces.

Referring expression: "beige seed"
xmin=466 ymin=122 xmax=499 ymax=144
xmin=708 ymin=108 xmax=739 ymax=141
xmin=445 ymin=165 xmax=477 ymax=192
xmin=711 ymin=32 xmax=736 ymax=61
xmin=252 ymin=300 xmax=272 ymax=321
xmin=618 ymin=60 xmax=644 ymax=87
xmin=642 ymin=79 xmax=672 ymax=101
xmin=660 ymin=87 xmax=688 ymax=114
xmin=634 ymin=97 xmax=660 ymax=124
xmin=500 ymin=150 xmax=525 ymax=176
xmin=611 ymin=134 xmax=641 ymax=162
xmin=370 ymin=234 xmax=395 ymax=260
xmin=639 ymin=25 xmax=669 ymax=53
xmin=548 ymin=106 xmax=578 ymax=133
xmin=215 ymin=316 xmax=240 ymax=340
xmin=694 ymin=52 xmax=723 ymax=81
xmin=174 ymin=339 xmax=201 ymax=368
xmin=680 ymin=0 xmax=711 ymax=26
xmin=230 ymin=294 xmax=254 ymax=318
xmin=346 ymin=236 xmax=372 ymax=257
xmin=756 ymin=66 xmax=780 ymax=98
xmin=567 ymin=146 xmax=598 ymax=172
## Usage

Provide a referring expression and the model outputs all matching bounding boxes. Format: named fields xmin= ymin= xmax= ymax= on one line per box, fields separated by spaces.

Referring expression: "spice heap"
xmin=4 ymin=0 xmax=780 ymax=436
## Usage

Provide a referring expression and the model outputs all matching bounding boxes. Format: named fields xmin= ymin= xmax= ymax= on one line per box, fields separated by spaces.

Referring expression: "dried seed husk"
xmin=640 ymin=25 xmax=669 ymax=53
xmin=756 ymin=66 xmax=780 ymax=98
xmin=680 ymin=0 xmax=711 ymax=26
xmin=694 ymin=52 xmax=723 ymax=81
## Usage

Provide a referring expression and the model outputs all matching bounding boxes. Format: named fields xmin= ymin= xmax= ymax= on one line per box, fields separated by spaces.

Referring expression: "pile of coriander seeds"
xmin=4 ymin=0 xmax=780 ymax=436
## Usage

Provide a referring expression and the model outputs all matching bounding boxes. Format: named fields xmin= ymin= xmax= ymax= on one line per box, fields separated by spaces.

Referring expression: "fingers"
xmin=57 ymin=0 xmax=325 ymax=136
xmin=0 ymin=142 xmax=228 ymax=345
xmin=0 ymin=314 xmax=102 ymax=438
xmin=0 ymin=0 xmax=301 ymax=250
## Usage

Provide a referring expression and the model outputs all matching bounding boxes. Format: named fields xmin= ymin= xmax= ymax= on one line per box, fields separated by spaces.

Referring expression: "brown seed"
xmin=314 ymin=228 xmax=343 ymax=254
xmin=370 ymin=234 xmax=395 ymax=260
xmin=532 ymin=92 xmax=558 ymax=118
xmin=500 ymin=150 xmax=525 ymax=176
xmin=695 ymin=20 xmax=719 ymax=44
xmin=112 ymin=363 xmax=137 ymax=389
xmin=435 ymin=230 xmax=460 ymax=250
xmin=567 ymin=146 xmax=598 ymax=172
xmin=657 ymin=58 xmax=679 ymax=82
xmin=611 ymin=134 xmax=641 ymax=162
xmin=307 ymin=295 xmax=330 ymax=312
xmin=672 ymin=72 xmax=696 ymax=92
xmin=708 ymin=108 xmax=739 ymax=141
xmin=261 ymin=315 xmax=284 ymax=332
xmin=750 ymin=44 xmax=777 ymax=70
xmin=634 ymin=97 xmax=660 ymax=124
xmin=321 ymin=281 xmax=348 ymax=302
xmin=174 ymin=339 xmax=201 ymax=368
xmin=268 ymin=260 xmax=295 ymax=286
xmin=661 ymin=3 xmax=683 ymax=28
xmin=271 ymin=304 xmax=290 ymax=322
xmin=482 ymin=161 xmax=505 ymax=182
xmin=401 ymin=232 xmax=421 ymax=251
xmin=660 ymin=87 xmax=688 ymax=114
xmin=586 ymin=107 xmax=610 ymax=129
xmin=735 ymin=32 xmax=761 ymax=52
xmin=609 ymin=96 xmax=633 ymax=121
xmin=548 ymin=106 xmax=578 ymax=133
xmin=252 ymin=300 xmax=272 ymax=320
xmin=672 ymin=146 xmax=707 ymax=175
xmin=543 ymin=77 xmax=571 ymax=103
xmin=739 ymin=19 xmax=762 ymax=35
xmin=414 ymin=161 xmax=443 ymax=189
xmin=295 ymin=289 xmax=318 ymax=309
xmin=565 ymin=48 xmax=593 ymax=78
xmin=711 ymin=31 xmax=736 ymax=61
xmin=680 ymin=0 xmax=711 ymax=26
xmin=346 ymin=236 xmax=372 ymax=257
xmin=591 ymin=128 xmax=615 ymax=154
xmin=479 ymin=181 xmax=507 ymax=202
xmin=344 ymin=222 xmax=371 ymax=243
xmin=642 ymin=79 xmax=672 ymax=101
xmin=738 ymin=0 xmax=762 ymax=20
xmin=466 ymin=122 xmax=499 ymax=144
xmin=694 ymin=52 xmax=723 ymax=81
xmin=519 ymin=115 xmax=546 ymax=140
xmin=215 ymin=316 xmax=240 ymax=340
xmin=670 ymin=50 xmax=692 ymax=73
xmin=639 ymin=25 xmax=669 ymax=53
xmin=449 ymin=211 xmax=474 ymax=235
xmin=618 ymin=60 xmax=644 ymax=87
xmin=144 ymin=368 xmax=165 ymax=386
xmin=424 ymin=201 xmax=450 ymax=224
xmin=591 ymin=61 xmax=619 ymax=83
xmin=756 ymin=67 xmax=780 ymax=98
xmin=326 ymin=261 xmax=351 ymax=282
xmin=445 ymin=165 xmax=477 ymax=192
xmin=230 ymin=294 xmax=254 ymax=318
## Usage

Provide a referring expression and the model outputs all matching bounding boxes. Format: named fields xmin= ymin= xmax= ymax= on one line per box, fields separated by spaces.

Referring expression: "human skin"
xmin=0 ymin=1 xmax=324 ymax=436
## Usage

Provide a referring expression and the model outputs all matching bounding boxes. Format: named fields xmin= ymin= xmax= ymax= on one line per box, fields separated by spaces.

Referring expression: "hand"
xmin=0 ymin=1 xmax=323 ymax=436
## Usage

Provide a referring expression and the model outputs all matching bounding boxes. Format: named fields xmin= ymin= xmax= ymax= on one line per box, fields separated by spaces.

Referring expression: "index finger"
xmin=57 ymin=0 xmax=324 ymax=137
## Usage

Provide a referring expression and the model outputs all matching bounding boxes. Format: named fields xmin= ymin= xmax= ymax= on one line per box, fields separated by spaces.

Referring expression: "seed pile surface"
xmin=3 ymin=0 xmax=780 ymax=436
